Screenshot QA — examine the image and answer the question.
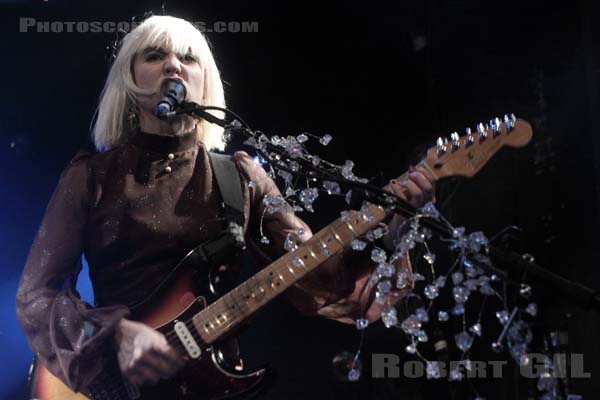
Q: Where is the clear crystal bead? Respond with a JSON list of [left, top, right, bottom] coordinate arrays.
[[401, 315, 421, 335], [260, 236, 270, 244], [507, 320, 533, 365], [413, 273, 426, 282], [405, 343, 417, 354], [491, 341, 504, 353], [423, 252, 436, 264], [449, 368, 463, 381], [453, 226, 466, 238], [396, 270, 409, 289], [368, 272, 381, 288], [468, 231, 488, 252], [322, 181, 341, 195], [371, 247, 387, 263], [269, 135, 281, 145], [248, 180, 256, 188], [286, 139, 303, 158], [519, 284, 532, 298], [375, 290, 387, 305], [537, 371, 555, 392], [452, 304, 465, 315], [496, 310, 510, 325], [519, 353, 531, 367], [342, 160, 357, 181], [376, 263, 395, 278], [417, 330, 429, 342], [453, 286, 470, 303], [377, 280, 392, 294], [332, 351, 361, 382], [319, 134, 332, 145], [351, 239, 367, 251], [372, 227, 384, 239], [297, 133, 309, 143], [426, 361, 441, 379], [525, 303, 538, 317], [381, 307, 398, 328], [421, 202, 440, 219], [424, 284, 439, 300], [355, 318, 369, 330], [347, 368, 361, 381], [311, 155, 321, 166], [469, 323, 482, 336], [451, 272, 464, 285], [437, 311, 449, 322], [298, 188, 319, 212], [435, 276, 446, 288], [463, 359, 473, 371], [455, 331, 474, 352], [291, 256, 302, 267], [284, 233, 298, 252], [415, 307, 429, 322]]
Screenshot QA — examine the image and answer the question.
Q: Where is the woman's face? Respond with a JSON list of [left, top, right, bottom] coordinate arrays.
[[132, 44, 205, 116]]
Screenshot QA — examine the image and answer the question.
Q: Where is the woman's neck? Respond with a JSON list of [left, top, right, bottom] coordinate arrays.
[[138, 109, 196, 137]]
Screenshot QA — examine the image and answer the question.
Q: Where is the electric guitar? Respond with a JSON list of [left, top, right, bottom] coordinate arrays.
[[28, 117, 533, 399]]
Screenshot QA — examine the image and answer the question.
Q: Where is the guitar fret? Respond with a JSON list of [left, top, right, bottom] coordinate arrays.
[[343, 220, 358, 236]]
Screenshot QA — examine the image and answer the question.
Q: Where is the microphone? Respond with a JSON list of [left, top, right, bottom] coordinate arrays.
[[154, 79, 187, 118]]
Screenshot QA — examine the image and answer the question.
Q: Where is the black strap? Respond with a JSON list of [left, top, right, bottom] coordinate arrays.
[[208, 152, 246, 228]]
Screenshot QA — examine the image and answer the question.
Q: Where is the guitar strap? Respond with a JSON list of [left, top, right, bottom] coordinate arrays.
[[208, 151, 246, 229], [207, 152, 247, 257]]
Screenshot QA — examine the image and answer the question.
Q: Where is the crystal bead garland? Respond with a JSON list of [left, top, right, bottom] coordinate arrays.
[[241, 128, 544, 395]]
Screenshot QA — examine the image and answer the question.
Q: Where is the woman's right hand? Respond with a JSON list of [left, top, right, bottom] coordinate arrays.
[[114, 318, 185, 387]]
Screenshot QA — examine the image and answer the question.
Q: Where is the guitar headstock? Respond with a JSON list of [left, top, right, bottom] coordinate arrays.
[[423, 114, 533, 179]]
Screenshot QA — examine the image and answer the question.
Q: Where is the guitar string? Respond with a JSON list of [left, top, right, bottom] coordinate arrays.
[[161, 216, 359, 348], [161, 216, 363, 354]]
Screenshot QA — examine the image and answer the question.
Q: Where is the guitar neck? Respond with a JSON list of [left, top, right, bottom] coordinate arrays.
[[191, 117, 533, 344], [192, 202, 387, 344]]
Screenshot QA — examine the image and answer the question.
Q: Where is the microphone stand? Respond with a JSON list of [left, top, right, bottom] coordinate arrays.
[[168, 101, 600, 313]]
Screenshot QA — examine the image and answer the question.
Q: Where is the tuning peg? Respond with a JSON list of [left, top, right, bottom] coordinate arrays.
[[490, 117, 501, 137], [465, 127, 474, 147], [450, 132, 460, 151], [436, 136, 447, 156], [477, 122, 487, 142], [504, 113, 516, 133]]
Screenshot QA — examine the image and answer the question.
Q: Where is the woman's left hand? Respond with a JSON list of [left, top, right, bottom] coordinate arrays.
[[383, 166, 437, 249]]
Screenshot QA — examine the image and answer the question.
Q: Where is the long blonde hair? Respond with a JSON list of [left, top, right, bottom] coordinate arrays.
[[92, 15, 226, 151]]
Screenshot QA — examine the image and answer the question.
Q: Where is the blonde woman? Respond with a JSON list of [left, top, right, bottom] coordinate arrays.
[[16, 15, 434, 399]]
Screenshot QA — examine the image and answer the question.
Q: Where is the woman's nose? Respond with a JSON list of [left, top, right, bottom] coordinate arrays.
[[163, 54, 182, 75]]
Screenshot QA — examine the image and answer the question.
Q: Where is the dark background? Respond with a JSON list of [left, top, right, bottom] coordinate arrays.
[[1, 0, 599, 399]]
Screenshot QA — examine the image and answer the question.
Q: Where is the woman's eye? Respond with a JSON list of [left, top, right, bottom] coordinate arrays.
[[145, 53, 163, 62], [181, 54, 197, 63]]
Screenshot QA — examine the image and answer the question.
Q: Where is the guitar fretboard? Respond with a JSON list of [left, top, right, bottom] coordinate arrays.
[[192, 202, 387, 344]]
